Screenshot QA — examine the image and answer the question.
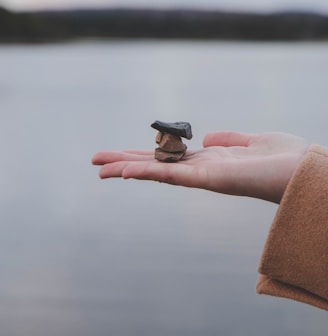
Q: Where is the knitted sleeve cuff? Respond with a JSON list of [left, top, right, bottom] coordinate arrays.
[[256, 145, 328, 311]]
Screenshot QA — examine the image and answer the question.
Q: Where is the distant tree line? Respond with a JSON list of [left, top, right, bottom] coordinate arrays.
[[1, 6, 328, 42]]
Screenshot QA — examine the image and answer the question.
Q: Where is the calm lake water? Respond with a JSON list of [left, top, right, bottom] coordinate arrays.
[[1, 40, 328, 335]]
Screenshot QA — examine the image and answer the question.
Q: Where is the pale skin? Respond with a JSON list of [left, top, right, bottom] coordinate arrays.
[[92, 131, 308, 204]]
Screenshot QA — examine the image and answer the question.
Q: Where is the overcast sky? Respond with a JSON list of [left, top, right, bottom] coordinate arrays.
[[2, 0, 328, 13]]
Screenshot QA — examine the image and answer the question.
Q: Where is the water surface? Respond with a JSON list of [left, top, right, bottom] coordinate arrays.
[[1, 41, 328, 335]]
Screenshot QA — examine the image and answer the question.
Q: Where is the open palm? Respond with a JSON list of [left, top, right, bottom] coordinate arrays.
[[92, 131, 307, 203]]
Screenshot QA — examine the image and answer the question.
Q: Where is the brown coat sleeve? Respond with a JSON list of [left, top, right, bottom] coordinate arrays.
[[256, 144, 328, 311]]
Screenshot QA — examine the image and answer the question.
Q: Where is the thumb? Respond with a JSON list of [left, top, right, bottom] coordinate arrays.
[[203, 131, 255, 148]]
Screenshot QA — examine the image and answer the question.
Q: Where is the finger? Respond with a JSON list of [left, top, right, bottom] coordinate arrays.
[[203, 131, 255, 148], [99, 161, 167, 181], [122, 150, 154, 155], [98, 162, 131, 178], [92, 151, 153, 165], [121, 161, 201, 188]]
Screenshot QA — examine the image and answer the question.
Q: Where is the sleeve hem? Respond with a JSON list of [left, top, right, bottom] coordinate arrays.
[[256, 274, 328, 311]]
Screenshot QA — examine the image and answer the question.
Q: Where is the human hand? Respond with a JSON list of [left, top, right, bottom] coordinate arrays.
[[92, 131, 308, 203]]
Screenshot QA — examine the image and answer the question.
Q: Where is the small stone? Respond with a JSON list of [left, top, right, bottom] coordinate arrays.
[[158, 133, 186, 152], [155, 132, 163, 144], [151, 120, 193, 140], [155, 148, 186, 162]]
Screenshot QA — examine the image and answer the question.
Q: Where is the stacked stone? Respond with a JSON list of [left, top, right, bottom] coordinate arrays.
[[151, 120, 193, 162]]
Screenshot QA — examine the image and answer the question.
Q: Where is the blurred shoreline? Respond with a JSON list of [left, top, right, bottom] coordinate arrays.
[[1, 6, 328, 43]]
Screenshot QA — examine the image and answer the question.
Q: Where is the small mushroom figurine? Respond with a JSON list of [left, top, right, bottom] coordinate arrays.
[[151, 120, 193, 162]]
